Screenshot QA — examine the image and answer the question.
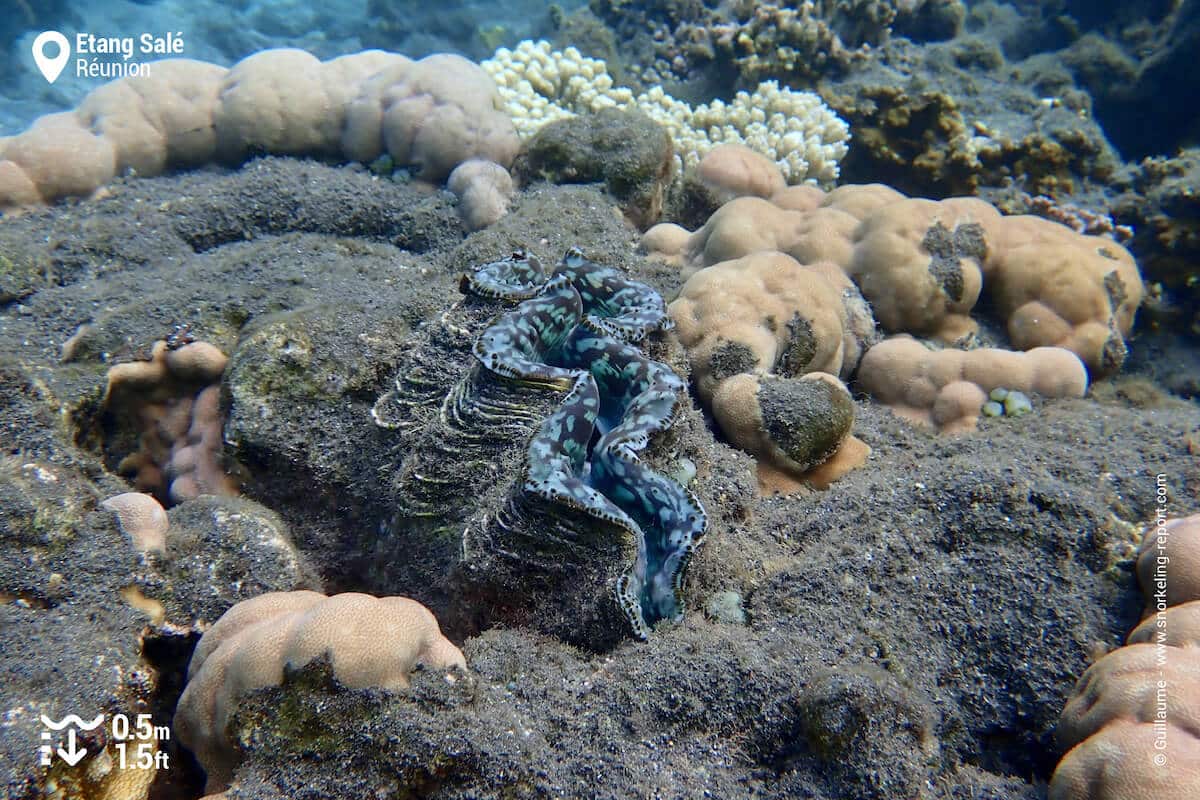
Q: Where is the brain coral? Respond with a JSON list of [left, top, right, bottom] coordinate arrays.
[[1051, 514, 1200, 799], [175, 591, 465, 793], [645, 174, 1143, 376], [0, 48, 518, 211]]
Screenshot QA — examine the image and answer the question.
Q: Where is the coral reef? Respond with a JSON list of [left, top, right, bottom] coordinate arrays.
[[1016, 192, 1132, 240], [997, 0, 1199, 159], [857, 335, 1088, 433], [373, 249, 705, 647], [646, 174, 1143, 482], [100, 339, 240, 506], [645, 180, 1143, 377], [0, 440, 315, 800], [668, 248, 875, 489], [100, 492, 169, 554], [175, 591, 465, 792], [590, 0, 963, 90], [448, 158, 515, 231], [1111, 150, 1200, 335], [1051, 514, 1200, 798], [1, 152, 1197, 800], [821, 65, 1118, 198], [482, 39, 849, 184], [0, 48, 518, 211]]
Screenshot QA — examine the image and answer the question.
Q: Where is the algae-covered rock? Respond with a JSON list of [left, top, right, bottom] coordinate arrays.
[[1113, 149, 1200, 335], [141, 496, 319, 626], [791, 666, 938, 796], [515, 108, 674, 228], [758, 374, 856, 472], [175, 592, 464, 792], [0, 440, 316, 799], [223, 298, 447, 571], [820, 39, 1120, 198]]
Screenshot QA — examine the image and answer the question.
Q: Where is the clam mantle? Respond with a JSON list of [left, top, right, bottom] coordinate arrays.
[[373, 250, 707, 647]]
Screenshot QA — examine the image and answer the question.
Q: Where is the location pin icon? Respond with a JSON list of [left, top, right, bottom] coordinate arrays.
[[32, 31, 70, 84]]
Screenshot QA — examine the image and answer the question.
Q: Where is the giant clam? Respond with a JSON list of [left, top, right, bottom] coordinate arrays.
[[372, 249, 707, 648]]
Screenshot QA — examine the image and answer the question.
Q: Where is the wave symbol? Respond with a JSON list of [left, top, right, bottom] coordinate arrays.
[[40, 714, 105, 730]]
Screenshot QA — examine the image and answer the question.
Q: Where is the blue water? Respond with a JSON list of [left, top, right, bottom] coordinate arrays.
[[2, 1, 1195, 159]]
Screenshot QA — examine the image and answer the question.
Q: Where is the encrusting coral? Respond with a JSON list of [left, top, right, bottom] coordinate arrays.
[[1051, 514, 1200, 799], [0, 48, 519, 212], [101, 339, 240, 505], [175, 590, 466, 793]]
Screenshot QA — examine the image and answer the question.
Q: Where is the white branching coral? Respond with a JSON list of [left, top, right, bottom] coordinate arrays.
[[481, 40, 850, 186]]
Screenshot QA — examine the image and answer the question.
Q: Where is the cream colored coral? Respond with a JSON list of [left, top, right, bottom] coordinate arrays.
[[986, 216, 1143, 375], [215, 49, 345, 160], [1056, 643, 1200, 752], [342, 53, 519, 182], [1128, 601, 1200, 648], [651, 196, 857, 277], [1, 113, 117, 203], [1050, 721, 1200, 800], [645, 184, 900, 275], [1136, 514, 1200, 614], [100, 492, 169, 553], [481, 39, 849, 185], [668, 252, 873, 490], [76, 59, 227, 176], [103, 340, 239, 503], [0, 48, 518, 211], [448, 159, 515, 231], [846, 197, 1001, 342], [1049, 515, 1200, 799], [670, 251, 866, 398], [694, 144, 786, 204], [176, 591, 466, 792], [645, 184, 1143, 372], [856, 335, 1088, 433]]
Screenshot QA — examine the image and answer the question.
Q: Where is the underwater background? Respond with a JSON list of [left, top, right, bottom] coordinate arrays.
[[0, 1, 1198, 799]]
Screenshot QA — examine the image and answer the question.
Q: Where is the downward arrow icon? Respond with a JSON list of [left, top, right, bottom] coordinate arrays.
[[57, 728, 87, 766]]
